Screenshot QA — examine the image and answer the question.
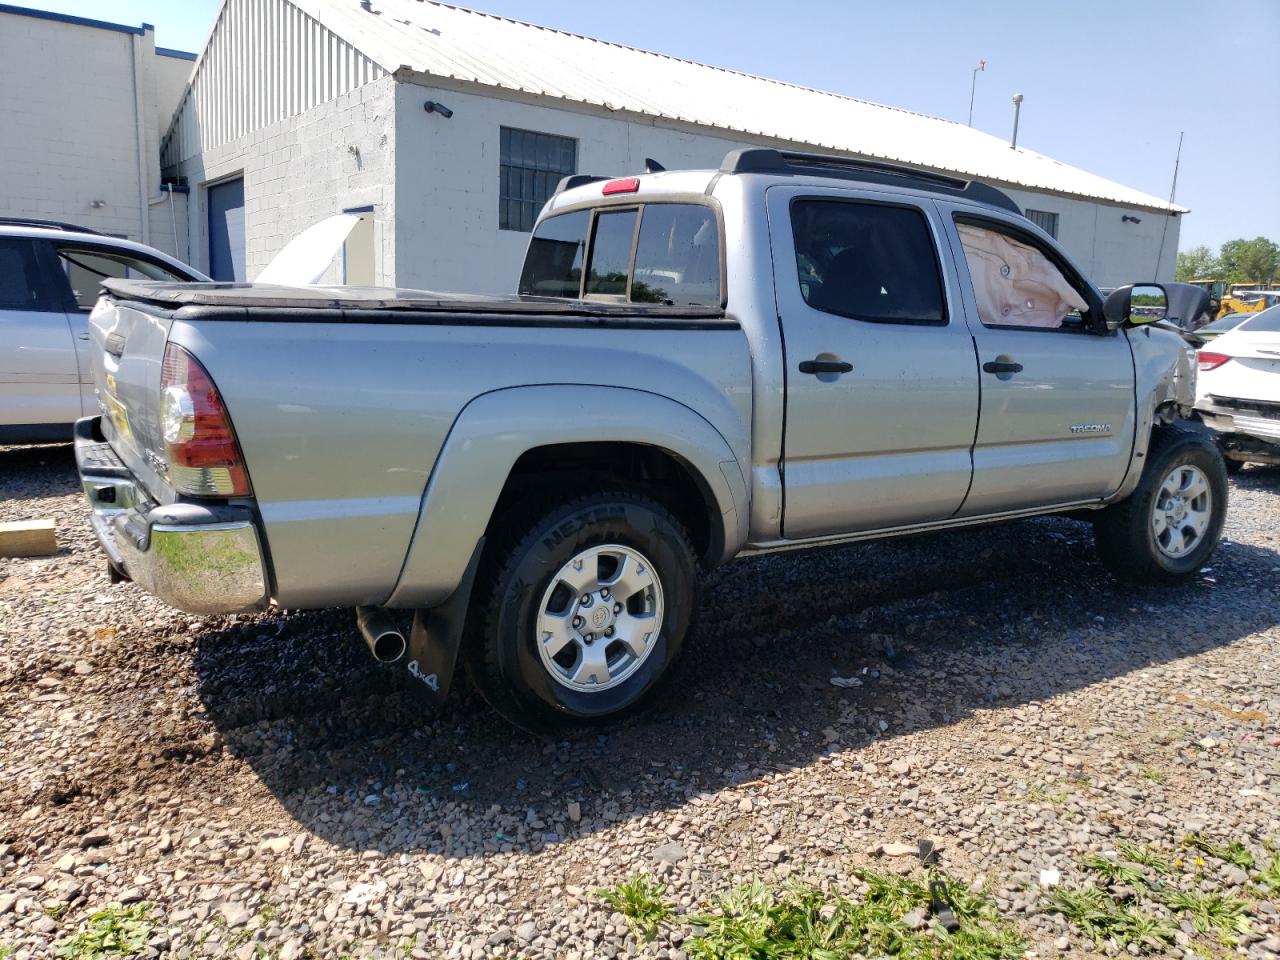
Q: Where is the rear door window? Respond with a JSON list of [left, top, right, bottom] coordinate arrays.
[[56, 246, 189, 311], [584, 209, 638, 298], [631, 205, 720, 306], [790, 199, 946, 324], [0, 238, 59, 312], [518, 210, 588, 298]]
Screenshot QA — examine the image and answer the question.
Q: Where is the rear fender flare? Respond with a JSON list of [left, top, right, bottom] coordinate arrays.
[[386, 384, 749, 608]]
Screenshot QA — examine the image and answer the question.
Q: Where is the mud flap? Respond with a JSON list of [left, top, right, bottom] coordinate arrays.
[[401, 538, 484, 710]]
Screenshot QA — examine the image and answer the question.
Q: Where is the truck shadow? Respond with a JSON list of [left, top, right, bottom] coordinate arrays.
[[0, 443, 78, 501], [190, 473, 1280, 858]]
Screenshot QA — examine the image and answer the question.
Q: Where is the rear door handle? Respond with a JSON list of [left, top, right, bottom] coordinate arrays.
[[798, 358, 853, 375], [982, 359, 1023, 375], [104, 332, 125, 357]]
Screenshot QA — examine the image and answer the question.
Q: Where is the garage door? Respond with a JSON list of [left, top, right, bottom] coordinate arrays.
[[207, 177, 245, 281]]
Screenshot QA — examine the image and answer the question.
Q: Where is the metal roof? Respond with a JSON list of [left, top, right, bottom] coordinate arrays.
[[291, 0, 1186, 214]]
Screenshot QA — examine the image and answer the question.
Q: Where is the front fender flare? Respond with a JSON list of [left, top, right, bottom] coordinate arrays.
[[385, 384, 749, 608]]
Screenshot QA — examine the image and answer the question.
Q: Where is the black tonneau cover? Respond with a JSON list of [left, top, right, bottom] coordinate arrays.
[[103, 280, 731, 329]]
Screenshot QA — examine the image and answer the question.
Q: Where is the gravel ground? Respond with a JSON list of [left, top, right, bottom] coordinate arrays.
[[1, 442, 1278, 960]]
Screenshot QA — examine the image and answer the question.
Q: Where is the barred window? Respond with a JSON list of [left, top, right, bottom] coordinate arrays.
[[499, 127, 577, 232], [1025, 208, 1059, 239]]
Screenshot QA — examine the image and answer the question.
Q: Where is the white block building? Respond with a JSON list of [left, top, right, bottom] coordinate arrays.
[[159, 0, 1184, 291], [0, 4, 196, 257]]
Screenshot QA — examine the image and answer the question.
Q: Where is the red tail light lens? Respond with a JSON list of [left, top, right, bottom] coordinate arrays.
[[159, 343, 250, 496], [1197, 351, 1231, 372]]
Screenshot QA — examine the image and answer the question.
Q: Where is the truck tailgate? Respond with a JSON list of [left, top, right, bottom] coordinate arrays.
[[88, 295, 178, 503]]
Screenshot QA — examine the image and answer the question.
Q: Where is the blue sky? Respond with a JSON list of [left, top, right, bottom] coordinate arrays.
[[19, 0, 1279, 252]]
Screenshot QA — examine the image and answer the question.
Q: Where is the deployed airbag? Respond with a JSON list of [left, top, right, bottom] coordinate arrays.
[[958, 224, 1086, 328]]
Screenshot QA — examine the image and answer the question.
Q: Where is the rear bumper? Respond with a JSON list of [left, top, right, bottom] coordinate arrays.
[[75, 417, 269, 615]]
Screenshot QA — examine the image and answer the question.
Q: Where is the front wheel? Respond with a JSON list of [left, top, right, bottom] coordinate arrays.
[[1093, 425, 1228, 583], [465, 488, 698, 729]]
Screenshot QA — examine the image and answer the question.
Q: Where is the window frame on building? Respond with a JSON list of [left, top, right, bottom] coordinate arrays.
[[498, 127, 578, 233], [1024, 208, 1060, 239]]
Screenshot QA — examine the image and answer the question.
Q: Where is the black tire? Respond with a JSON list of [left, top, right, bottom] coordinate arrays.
[[1093, 424, 1228, 583], [465, 488, 698, 730]]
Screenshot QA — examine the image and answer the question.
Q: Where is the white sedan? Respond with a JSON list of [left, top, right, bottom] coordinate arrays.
[[1195, 304, 1280, 472]]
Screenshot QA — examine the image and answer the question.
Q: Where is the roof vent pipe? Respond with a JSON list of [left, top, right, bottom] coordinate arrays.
[[1010, 94, 1023, 150]]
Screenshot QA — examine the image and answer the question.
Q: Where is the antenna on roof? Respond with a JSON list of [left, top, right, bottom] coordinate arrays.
[[644, 158, 666, 173]]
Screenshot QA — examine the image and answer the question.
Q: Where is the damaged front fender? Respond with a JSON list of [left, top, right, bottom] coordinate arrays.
[[1109, 323, 1199, 502]]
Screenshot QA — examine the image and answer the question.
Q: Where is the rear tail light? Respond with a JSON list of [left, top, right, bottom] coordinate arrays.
[[1197, 351, 1231, 372], [159, 343, 251, 497]]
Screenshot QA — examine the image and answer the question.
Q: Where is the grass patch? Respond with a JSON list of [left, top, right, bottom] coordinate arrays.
[[1139, 767, 1167, 784], [594, 872, 672, 943], [1115, 841, 1175, 876], [1160, 890, 1250, 946], [55, 903, 153, 959], [1080, 854, 1147, 887], [684, 871, 1024, 960], [1044, 887, 1175, 954], [1183, 835, 1253, 870], [1254, 848, 1280, 895]]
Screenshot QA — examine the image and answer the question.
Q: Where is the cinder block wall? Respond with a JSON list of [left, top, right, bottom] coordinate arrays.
[[176, 75, 397, 283], [0, 10, 192, 260]]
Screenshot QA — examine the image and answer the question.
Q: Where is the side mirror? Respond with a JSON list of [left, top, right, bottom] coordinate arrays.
[[1103, 283, 1168, 329]]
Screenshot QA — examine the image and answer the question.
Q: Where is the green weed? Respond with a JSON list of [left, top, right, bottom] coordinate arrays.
[[1044, 887, 1175, 954], [55, 903, 153, 959], [1160, 890, 1250, 946], [1080, 854, 1147, 887], [1115, 841, 1174, 875], [684, 871, 1024, 960], [594, 872, 672, 943], [1183, 835, 1254, 870]]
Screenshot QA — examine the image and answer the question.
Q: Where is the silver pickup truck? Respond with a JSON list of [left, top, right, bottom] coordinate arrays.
[[76, 149, 1224, 728]]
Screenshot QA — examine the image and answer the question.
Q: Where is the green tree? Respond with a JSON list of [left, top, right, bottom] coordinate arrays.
[[1218, 237, 1280, 284], [1176, 245, 1220, 281]]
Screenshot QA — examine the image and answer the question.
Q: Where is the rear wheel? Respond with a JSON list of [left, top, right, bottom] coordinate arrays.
[[1093, 425, 1227, 583], [465, 488, 697, 729]]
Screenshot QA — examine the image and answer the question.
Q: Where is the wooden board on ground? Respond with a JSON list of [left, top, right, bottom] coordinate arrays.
[[0, 519, 58, 558]]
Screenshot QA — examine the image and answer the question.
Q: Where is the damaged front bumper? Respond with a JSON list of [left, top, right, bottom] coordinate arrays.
[[75, 417, 269, 614]]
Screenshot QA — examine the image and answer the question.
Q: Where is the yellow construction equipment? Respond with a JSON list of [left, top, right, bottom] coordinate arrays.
[[1188, 279, 1280, 320]]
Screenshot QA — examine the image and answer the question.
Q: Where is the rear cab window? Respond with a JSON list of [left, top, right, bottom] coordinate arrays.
[[519, 202, 721, 307]]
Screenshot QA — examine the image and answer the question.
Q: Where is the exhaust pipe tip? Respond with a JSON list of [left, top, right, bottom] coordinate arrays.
[[356, 606, 407, 663]]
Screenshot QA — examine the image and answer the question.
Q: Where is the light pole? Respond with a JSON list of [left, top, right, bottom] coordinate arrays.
[[967, 59, 985, 127], [1010, 93, 1023, 149]]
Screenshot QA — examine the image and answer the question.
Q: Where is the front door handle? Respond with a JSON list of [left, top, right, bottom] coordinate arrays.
[[982, 359, 1023, 375], [798, 358, 853, 375]]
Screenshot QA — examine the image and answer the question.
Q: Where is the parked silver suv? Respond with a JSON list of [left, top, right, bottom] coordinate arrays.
[[0, 219, 204, 442]]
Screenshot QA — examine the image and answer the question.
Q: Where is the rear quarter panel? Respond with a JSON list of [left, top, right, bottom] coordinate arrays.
[[167, 317, 752, 608]]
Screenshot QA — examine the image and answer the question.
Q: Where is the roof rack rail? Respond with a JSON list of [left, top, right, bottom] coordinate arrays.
[[0, 217, 106, 235], [720, 148, 1022, 215]]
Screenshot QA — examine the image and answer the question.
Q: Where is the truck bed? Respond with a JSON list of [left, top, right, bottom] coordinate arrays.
[[90, 279, 753, 610], [103, 280, 733, 327]]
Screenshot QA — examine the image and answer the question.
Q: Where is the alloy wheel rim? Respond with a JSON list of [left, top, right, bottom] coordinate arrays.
[[535, 544, 664, 693], [1151, 464, 1212, 559]]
